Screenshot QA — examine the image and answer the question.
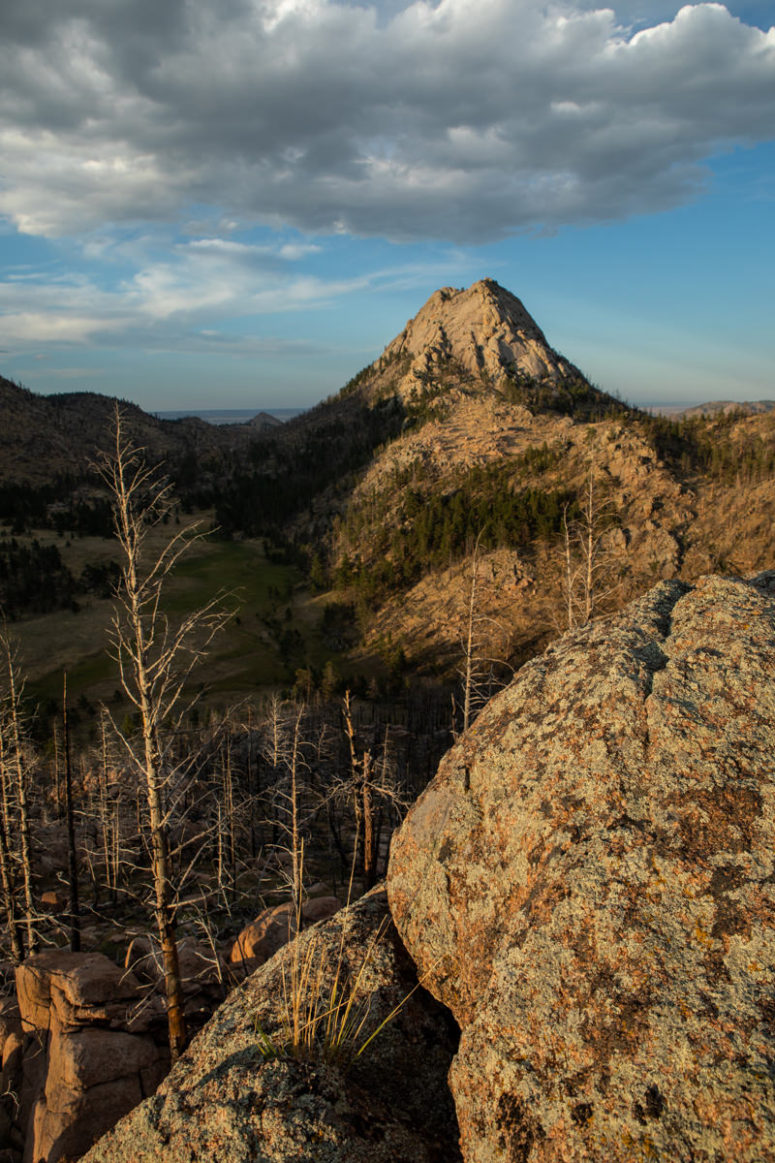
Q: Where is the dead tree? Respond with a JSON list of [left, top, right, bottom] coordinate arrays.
[[100, 406, 230, 1063], [62, 673, 81, 952], [561, 505, 579, 631], [0, 718, 22, 963], [560, 466, 621, 630], [340, 693, 406, 888], [0, 630, 36, 958], [454, 534, 512, 737], [287, 707, 306, 921], [259, 700, 310, 920], [96, 709, 119, 903], [461, 533, 482, 734]]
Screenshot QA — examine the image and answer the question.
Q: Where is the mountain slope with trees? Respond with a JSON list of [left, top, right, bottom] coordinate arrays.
[[4, 278, 775, 690], [248, 279, 771, 686]]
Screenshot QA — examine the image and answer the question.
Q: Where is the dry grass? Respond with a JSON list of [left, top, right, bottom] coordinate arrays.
[[254, 849, 418, 1068], [255, 911, 418, 1068]]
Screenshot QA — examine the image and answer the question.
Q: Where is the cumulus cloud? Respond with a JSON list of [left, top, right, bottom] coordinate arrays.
[[0, 0, 771, 242]]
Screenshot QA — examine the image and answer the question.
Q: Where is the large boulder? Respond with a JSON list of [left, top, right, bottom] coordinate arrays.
[[26, 1023, 165, 1163], [83, 887, 460, 1163], [388, 573, 775, 1162], [229, 896, 341, 970], [17, 950, 147, 1034]]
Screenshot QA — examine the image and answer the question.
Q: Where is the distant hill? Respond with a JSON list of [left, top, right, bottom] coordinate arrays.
[[677, 400, 775, 419], [246, 411, 285, 430], [0, 376, 267, 486], [0, 375, 276, 537], [156, 408, 291, 427], [648, 399, 775, 418]]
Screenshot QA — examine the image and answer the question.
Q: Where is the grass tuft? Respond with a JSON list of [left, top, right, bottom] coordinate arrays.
[[255, 909, 420, 1068], [254, 848, 419, 1068]]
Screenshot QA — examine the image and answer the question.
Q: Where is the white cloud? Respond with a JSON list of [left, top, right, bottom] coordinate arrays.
[[0, 311, 125, 345], [0, 239, 463, 351], [0, 1, 771, 242]]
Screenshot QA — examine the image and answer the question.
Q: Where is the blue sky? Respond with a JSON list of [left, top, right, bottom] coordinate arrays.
[[0, 0, 773, 411]]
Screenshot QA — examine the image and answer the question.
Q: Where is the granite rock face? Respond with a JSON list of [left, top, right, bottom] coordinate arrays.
[[381, 279, 581, 392], [83, 888, 460, 1163], [13, 951, 170, 1163], [388, 573, 775, 1162]]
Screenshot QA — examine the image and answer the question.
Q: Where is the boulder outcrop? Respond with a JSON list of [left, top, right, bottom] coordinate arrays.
[[82, 887, 460, 1163], [13, 951, 170, 1163], [6, 935, 231, 1163], [388, 572, 775, 1162]]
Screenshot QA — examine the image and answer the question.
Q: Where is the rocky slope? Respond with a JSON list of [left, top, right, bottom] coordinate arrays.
[[388, 570, 775, 1161], [81, 888, 460, 1163], [346, 408, 695, 670], [308, 284, 775, 675]]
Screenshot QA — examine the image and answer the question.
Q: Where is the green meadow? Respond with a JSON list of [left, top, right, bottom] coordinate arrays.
[[7, 524, 346, 722]]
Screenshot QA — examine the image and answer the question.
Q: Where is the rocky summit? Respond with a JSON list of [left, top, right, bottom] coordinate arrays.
[[375, 279, 582, 398], [388, 571, 775, 1162]]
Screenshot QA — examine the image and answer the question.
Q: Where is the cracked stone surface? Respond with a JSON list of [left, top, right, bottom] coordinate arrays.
[[388, 572, 775, 1162]]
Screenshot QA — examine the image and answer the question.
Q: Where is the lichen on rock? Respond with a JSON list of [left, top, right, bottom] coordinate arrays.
[[388, 572, 775, 1162]]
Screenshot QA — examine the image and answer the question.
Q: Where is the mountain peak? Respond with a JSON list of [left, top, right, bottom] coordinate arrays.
[[378, 278, 579, 394]]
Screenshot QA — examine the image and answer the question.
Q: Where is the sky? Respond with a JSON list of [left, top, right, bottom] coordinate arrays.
[[0, 0, 773, 411]]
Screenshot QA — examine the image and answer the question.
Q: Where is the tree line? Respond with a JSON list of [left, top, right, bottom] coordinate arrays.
[[501, 370, 631, 422], [0, 538, 121, 619], [0, 478, 115, 537], [638, 410, 775, 485], [333, 457, 580, 602]]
